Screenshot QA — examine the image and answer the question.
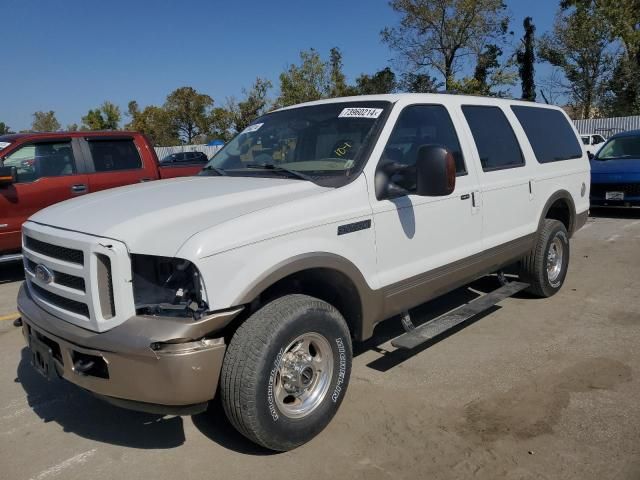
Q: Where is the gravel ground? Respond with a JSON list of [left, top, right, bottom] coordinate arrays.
[[0, 208, 639, 480]]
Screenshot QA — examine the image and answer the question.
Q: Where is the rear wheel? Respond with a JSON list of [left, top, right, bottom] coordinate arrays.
[[520, 219, 570, 297], [220, 294, 352, 451]]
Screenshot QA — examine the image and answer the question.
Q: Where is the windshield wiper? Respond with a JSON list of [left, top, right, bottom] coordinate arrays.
[[246, 163, 313, 181], [201, 165, 227, 176]]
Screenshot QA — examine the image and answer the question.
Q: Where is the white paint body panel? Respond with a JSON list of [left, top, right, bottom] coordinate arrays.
[[24, 94, 590, 332]]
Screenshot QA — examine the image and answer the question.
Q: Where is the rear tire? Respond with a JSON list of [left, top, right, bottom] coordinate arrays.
[[220, 294, 352, 451], [520, 219, 570, 297]]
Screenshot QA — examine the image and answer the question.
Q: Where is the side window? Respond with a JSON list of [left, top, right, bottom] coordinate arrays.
[[3, 141, 76, 183], [511, 106, 582, 163], [381, 105, 466, 188], [88, 139, 142, 172], [593, 135, 605, 145], [462, 106, 524, 171]]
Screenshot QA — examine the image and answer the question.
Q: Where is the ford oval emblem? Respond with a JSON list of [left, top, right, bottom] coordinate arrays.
[[35, 264, 54, 284]]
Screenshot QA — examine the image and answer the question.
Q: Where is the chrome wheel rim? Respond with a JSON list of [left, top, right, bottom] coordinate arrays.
[[274, 332, 333, 419], [547, 236, 564, 284]]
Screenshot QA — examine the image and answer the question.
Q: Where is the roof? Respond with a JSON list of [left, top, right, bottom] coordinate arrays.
[[0, 131, 140, 143], [610, 129, 640, 139], [275, 93, 565, 112]]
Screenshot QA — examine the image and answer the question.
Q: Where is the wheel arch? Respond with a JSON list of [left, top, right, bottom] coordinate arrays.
[[231, 253, 381, 341], [539, 190, 577, 237]]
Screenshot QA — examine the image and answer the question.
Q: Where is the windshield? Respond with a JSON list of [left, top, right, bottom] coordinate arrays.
[[596, 135, 640, 160], [202, 101, 390, 185]]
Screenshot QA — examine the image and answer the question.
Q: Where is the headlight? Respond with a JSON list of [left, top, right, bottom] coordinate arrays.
[[131, 254, 208, 318]]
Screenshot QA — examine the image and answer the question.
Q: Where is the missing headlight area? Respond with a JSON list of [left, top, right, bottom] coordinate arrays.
[[131, 254, 208, 319]]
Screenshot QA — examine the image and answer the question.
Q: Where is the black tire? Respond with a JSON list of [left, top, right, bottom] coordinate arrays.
[[220, 294, 352, 451], [520, 219, 570, 297]]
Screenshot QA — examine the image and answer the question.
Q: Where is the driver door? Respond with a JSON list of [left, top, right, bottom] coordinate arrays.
[[0, 139, 88, 252], [370, 104, 483, 311]]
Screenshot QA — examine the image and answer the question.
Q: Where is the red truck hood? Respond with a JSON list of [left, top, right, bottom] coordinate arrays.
[[29, 175, 328, 256]]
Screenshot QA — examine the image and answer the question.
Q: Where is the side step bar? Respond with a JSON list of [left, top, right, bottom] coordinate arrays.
[[391, 281, 529, 350]]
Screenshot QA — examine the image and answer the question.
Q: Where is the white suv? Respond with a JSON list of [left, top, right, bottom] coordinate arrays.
[[17, 94, 589, 451]]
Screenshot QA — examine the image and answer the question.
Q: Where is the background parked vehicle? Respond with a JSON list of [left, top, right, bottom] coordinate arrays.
[[160, 151, 209, 165], [590, 129, 640, 207], [581, 133, 607, 156], [0, 131, 204, 262]]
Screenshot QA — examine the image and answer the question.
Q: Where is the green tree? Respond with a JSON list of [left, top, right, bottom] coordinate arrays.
[[539, 3, 614, 118], [354, 67, 397, 95], [517, 17, 537, 101], [209, 106, 235, 142], [382, 0, 509, 90], [562, 0, 640, 115], [0, 122, 11, 134], [232, 77, 273, 132], [81, 101, 121, 130], [329, 47, 349, 97], [66, 123, 79, 132], [399, 72, 441, 93], [164, 87, 213, 144], [276, 49, 330, 107], [31, 111, 61, 132], [126, 101, 179, 146]]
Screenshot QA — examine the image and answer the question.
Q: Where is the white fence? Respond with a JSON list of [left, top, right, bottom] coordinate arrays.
[[154, 144, 222, 160], [574, 115, 640, 136]]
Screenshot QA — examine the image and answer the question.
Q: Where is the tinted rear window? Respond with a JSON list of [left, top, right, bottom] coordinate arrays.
[[511, 106, 582, 163], [462, 106, 524, 171], [88, 139, 142, 172]]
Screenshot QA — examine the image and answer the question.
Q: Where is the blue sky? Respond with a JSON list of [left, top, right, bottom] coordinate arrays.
[[1, 0, 559, 131]]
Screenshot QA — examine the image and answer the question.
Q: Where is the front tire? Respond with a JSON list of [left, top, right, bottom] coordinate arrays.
[[220, 294, 352, 451], [520, 219, 570, 297]]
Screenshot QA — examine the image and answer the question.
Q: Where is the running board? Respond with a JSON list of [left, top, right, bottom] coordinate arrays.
[[391, 281, 529, 350]]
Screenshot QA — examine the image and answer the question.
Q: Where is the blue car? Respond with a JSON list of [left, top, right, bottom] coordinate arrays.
[[590, 129, 640, 207]]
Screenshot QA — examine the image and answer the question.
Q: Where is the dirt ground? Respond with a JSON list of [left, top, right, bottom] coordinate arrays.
[[0, 208, 639, 480]]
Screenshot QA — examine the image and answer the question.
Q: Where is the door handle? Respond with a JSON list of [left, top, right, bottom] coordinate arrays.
[[139, 178, 153, 183], [71, 184, 87, 194], [460, 194, 471, 200]]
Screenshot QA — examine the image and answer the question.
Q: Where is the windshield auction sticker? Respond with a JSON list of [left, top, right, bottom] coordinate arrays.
[[241, 123, 264, 134], [338, 107, 383, 119]]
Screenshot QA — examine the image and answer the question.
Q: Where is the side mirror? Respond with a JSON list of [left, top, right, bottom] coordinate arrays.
[[0, 166, 16, 186], [587, 151, 594, 160], [416, 145, 456, 196]]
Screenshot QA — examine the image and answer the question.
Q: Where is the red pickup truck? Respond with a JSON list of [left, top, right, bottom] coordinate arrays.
[[0, 131, 206, 262]]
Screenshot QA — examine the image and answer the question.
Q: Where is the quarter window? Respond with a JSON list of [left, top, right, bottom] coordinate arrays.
[[2, 141, 76, 183], [88, 139, 142, 172], [462, 106, 524, 171], [511, 106, 582, 163]]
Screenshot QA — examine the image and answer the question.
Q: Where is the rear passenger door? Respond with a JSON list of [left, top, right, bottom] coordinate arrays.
[[460, 105, 535, 249], [81, 137, 150, 193]]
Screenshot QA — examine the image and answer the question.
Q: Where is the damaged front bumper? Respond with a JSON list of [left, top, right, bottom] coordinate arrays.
[[17, 283, 242, 415]]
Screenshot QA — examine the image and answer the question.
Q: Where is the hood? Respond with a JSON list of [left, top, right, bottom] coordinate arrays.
[[30, 176, 328, 256], [591, 158, 640, 183]]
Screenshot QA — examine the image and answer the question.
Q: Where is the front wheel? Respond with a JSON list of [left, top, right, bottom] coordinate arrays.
[[220, 294, 352, 451], [519, 219, 570, 297]]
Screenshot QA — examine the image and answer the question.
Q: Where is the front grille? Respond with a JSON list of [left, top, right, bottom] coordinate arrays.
[[591, 183, 640, 197], [25, 258, 86, 292], [30, 283, 90, 318], [25, 236, 84, 265]]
